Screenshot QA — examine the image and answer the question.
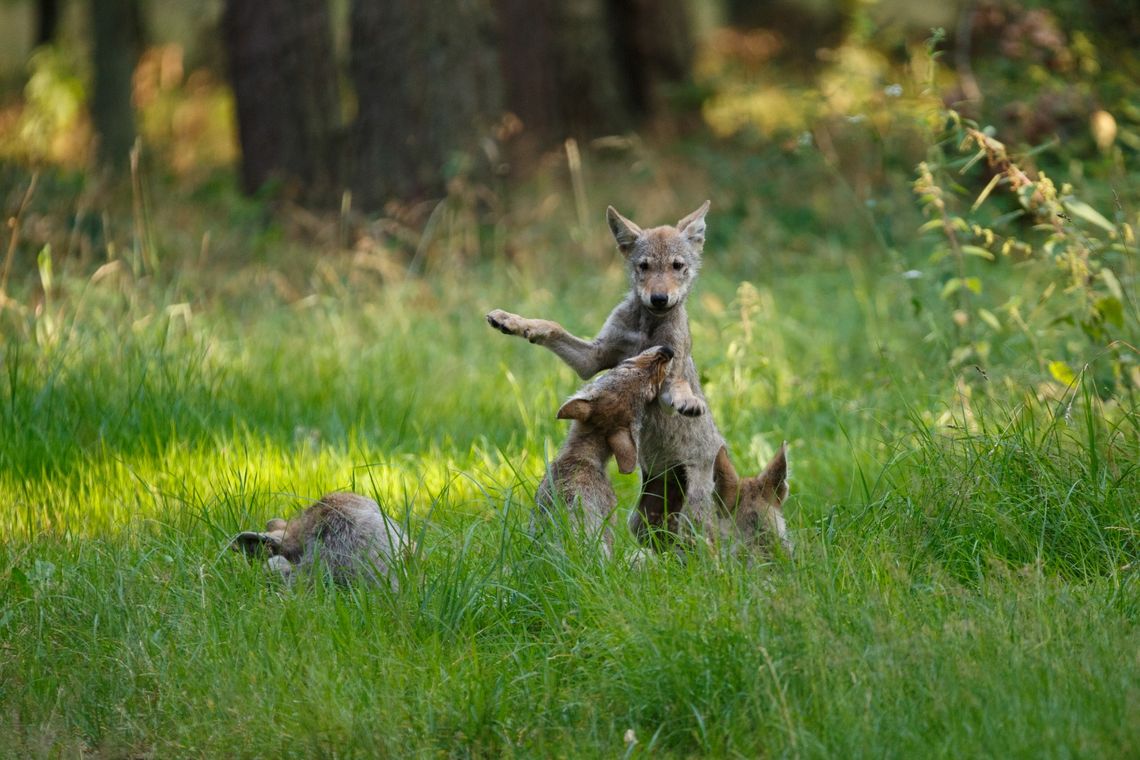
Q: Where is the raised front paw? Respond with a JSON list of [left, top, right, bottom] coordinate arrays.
[[672, 394, 706, 417], [486, 309, 525, 336], [485, 309, 549, 344]]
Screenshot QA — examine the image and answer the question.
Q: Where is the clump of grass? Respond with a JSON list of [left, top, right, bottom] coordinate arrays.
[[859, 374, 1140, 585]]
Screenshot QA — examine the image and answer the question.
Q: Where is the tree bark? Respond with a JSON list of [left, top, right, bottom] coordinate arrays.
[[90, 0, 141, 171], [497, 0, 629, 154], [608, 0, 694, 121], [349, 0, 501, 208], [37, 0, 60, 46], [222, 0, 342, 205], [496, 0, 693, 165]]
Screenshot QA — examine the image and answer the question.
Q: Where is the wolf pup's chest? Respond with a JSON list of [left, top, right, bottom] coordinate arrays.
[[635, 312, 689, 353]]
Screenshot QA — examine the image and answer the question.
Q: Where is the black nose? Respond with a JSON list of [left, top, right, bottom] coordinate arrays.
[[650, 293, 668, 308], [658, 345, 675, 360]]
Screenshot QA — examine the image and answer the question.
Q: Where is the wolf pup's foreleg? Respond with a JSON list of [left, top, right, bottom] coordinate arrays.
[[486, 308, 634, 380], [660, 375, 706, 417]]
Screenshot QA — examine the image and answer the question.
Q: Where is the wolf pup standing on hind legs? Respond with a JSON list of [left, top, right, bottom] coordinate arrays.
[[535, 345, 674, 555], [487, 202, 727, 545]]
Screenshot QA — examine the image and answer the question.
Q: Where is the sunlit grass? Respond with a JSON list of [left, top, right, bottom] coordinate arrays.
[[1, 156, 1138, 757]]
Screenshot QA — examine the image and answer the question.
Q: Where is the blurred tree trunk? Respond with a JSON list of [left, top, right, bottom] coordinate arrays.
[[496, 0, 693, 166], [348, 0, 501, 209], [37, 0, 60, 46], [222, 0, 342, 205], [725, 0, 846, 64], [607, 0, 694, 122], [497, 0, 628, 151], [90, 0, 142, 171], [215, 0, 696, 209]]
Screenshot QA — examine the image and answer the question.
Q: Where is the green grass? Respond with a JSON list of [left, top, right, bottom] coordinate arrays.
[[1, 154, 1138, 758]]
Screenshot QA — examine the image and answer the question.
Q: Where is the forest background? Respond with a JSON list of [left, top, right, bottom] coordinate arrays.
[[0, 0, 1138, 756]]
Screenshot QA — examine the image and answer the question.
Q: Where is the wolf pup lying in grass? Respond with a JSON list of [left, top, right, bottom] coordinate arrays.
[[231, 492, 410, 588], [488, 202, 729, 546], [536, 345, 674, 555]]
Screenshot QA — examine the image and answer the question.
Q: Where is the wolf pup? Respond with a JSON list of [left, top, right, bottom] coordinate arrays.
[[231, 491, 410, 588], [535, 345, 674, 554], [487, 202, 726, 544], [713, 443, 792, 556]]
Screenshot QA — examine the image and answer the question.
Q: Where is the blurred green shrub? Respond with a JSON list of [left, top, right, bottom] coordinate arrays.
[[913, 112, 1138, 393], [3, 47, 87, 164]]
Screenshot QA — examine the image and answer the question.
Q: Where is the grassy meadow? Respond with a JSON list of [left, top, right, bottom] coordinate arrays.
[[1, 138, 1138, 759]]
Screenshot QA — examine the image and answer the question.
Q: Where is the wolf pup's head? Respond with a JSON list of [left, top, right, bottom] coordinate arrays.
[[231, 517, 296, 578], [714, 443, 792, 556], [557, 345, 675, 474], [607, 201, 710, 315]]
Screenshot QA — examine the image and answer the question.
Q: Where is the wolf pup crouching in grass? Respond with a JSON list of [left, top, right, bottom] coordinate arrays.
[[713, 443, 793, 556], [488, 202, 727, 546], [535, 345, 674, 555], [231, 492, 410, 589]]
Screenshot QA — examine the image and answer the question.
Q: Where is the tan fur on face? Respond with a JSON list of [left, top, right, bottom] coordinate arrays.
[[714, 443, 792, 555], [538, 345, 675, 552], [609, 201, 708, 314], [560, 343, 674, 431]]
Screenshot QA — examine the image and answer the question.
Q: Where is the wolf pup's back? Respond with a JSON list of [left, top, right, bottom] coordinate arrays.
[[232, 491, 409, 588]]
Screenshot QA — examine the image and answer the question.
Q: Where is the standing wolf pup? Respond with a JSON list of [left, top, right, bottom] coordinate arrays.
[[536, 345, 674, 554], [231, 492, 410, 588], [487, 202, 727, 545]]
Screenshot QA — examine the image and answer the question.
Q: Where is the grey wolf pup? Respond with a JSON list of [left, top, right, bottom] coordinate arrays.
[[487, 202, 726, 544], [713, 443, 792, 556], [535, 345, 674, 554], [231, 491, 410, 588]]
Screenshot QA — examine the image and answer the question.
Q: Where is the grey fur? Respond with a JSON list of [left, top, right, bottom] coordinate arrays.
[[534, 345, 674, 555], [487, 202, 727, 546], [230, 492, 409, 588]]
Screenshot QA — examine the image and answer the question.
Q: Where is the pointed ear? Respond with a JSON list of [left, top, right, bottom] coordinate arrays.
[[607, 428, 639, 474], [231, 531, 281, 557], [713, 445, 740, 509], [606, 206, 643, 254], [759, 442, 789, 504], [557, 397, 592, 421], [676, 200, 710, 249]]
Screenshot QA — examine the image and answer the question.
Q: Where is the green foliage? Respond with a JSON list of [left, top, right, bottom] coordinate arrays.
[[0, 146, 1138, 755], [2, 15, 1140, 749], [2, 47, 86, 164], [913, 114, 1140, 391]]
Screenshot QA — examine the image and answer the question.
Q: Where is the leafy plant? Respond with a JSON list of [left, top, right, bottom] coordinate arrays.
[[913, 112, 1139, 393]]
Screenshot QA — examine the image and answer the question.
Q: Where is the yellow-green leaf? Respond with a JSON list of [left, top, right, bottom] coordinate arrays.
[[961, 245, 995, 260], [1062, 198, 1115, 233], [1048, 360, 1077, 386], [971, 172, 1002, 211], [978, 308, 1001, 330], [37, 244, 52, 292], [1101, 268, 1124, 300], [1095, 296, 1124, 328]]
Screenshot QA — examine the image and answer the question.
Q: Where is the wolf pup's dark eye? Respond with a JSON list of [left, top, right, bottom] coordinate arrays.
[[638, 261, 649, 271], [672, 261, 684, 271]]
